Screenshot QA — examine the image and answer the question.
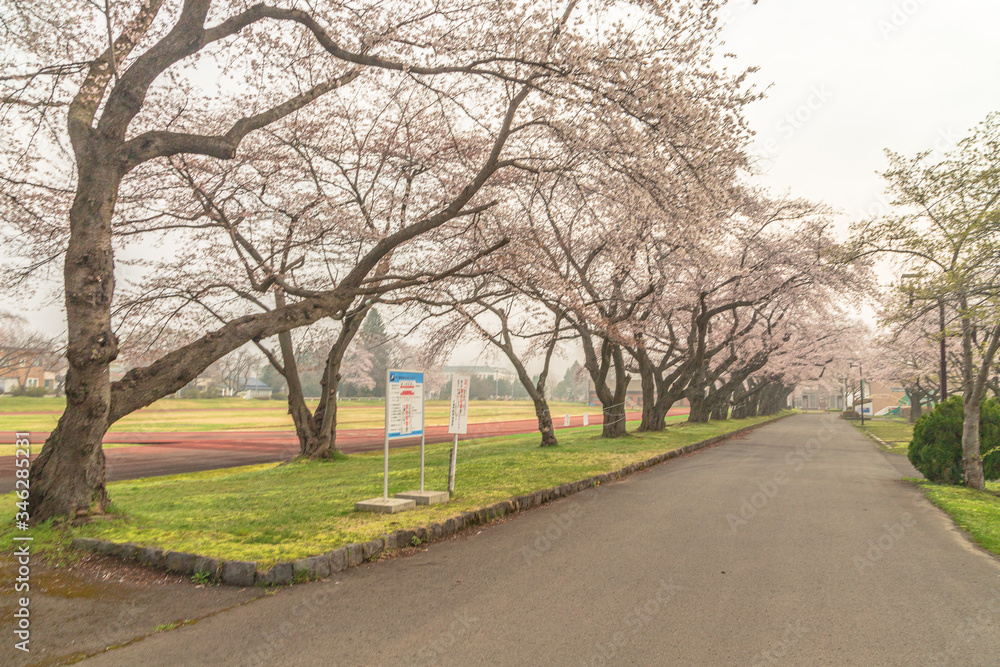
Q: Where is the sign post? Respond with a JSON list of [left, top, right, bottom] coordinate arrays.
[[355, 369, 424, 513], [394, 369, 449, 506], [447, 374, 470, 494]]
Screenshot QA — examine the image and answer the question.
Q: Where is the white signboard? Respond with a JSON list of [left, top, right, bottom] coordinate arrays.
[[448, 374, 470, 435], [387, 370, 424, 439]]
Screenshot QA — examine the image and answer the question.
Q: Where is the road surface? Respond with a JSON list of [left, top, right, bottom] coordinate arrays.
[[82, 413, 1000, 665], [0, 411, 649, 493]]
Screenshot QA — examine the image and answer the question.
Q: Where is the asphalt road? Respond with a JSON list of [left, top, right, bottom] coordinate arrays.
[[0, 411, 646, 493], [83, 413, 1000, 665]]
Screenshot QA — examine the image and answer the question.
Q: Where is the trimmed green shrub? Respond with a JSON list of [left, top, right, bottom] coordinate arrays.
[[10, 386, 48, 397], [908, 396, 1000, 484], [841, 409, 860, 420]]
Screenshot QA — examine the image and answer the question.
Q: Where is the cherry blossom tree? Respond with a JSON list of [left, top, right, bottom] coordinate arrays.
[[3, 0, 755, 520], [851, 112, 1000, 489], [420, 272, 572, 447]]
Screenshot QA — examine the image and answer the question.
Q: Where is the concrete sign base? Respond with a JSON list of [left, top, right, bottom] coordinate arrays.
[[355, 497, 416, 514], [394, 490, 450, 505]]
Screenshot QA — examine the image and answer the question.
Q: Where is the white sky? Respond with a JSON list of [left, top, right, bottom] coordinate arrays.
[[15, 0, 1000, 367], [720, 0, 1000, 226]]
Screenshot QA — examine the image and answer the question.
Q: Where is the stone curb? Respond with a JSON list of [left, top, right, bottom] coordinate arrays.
[[851, 423, 896, 451], [70, 414, 790, 586]]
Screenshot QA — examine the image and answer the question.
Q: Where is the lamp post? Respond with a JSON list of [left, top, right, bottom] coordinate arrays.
[[902, 273, 947, 404], [849, 361, 864, 425]]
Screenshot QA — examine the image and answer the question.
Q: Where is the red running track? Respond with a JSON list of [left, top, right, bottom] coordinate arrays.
[[0, 409, 689, 493]]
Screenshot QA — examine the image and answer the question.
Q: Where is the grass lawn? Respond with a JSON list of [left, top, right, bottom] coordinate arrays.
[[0, 397, 602, 433], [3, 412, 790, 568], [916, 480, 1000, 557], [850, 417, 1000, 558], [852, 418, 914, 455]]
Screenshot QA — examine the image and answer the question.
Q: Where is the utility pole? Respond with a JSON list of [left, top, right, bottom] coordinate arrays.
[[859, 364, 865, 426], [938, 298, 947, 402], [849, 360, 864, 425], [902, 274, 947, 405]]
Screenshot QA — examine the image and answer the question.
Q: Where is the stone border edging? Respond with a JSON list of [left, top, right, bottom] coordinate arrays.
[[852, 422, 895, 451], [70, 413, 791, 586]]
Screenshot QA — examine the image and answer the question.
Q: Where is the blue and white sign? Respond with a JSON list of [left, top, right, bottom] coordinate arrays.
[[387, 370, 424, 439]]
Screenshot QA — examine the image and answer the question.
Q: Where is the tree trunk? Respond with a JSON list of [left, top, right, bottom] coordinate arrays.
[[506, 347, 558, 447], [906, 389, 923, 423], [534, 398, 558, 447], [28, 157, 120, 523], [957, 309, 997, 490], [489, 312, 561, 448], [272, 301, 366, 461], [710, 396, 730, 421], [640, 401, 672, 431], [637, 358, 659, 432], [687, 396, 711, 423], [638, 372, 684, 432], [961, 399, 986, 491], [603, 401, 628, 437], [300, 345, 342, 461], [602, 347, 630, 438], [578, 327, 630, 439]]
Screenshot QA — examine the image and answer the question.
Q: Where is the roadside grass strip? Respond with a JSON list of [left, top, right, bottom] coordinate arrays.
[[850, 418, 1000, 557], [916, 480, 1000, 557], [853, 419, 913, 455], [2, 413, 785, 569]]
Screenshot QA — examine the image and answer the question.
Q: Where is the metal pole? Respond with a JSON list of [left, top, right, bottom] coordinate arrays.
[[860, 364, 865, 426], [420, 377, 426, 492], [448, 433, 458, 495], [939, 299, 948, 401], [383, 369, 390, 500]]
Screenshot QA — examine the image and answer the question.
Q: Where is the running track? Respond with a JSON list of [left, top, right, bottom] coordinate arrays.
[[0, 410, 680, 493]]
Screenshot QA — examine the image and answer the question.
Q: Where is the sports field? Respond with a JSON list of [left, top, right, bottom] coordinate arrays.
[[0, 396, 598, 433]]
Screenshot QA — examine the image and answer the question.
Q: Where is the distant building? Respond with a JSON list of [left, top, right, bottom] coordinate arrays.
[[587, 376, 689, 408], [793, 380, 907, 416], [0, 346, 61, 394], [238, 378, 273, 399], [858, 381, 907, 417], [791, 384, 843, 411]]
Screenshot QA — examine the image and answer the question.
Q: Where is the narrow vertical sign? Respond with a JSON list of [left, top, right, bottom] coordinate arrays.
[[387, 370, 424, 439], [448, 375, 470, 435], [448, 374, 470, 495]]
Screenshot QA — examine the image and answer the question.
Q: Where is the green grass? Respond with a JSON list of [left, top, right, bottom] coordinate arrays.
[[853, 418, 914, 455], [2, 412, 789, 568], [856, 415, 1000, 557], [916, 480, 1000, 556], [0, 397, 601, 433]]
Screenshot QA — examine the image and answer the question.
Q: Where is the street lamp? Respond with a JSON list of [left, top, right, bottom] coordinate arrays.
[[902, 273, 948, 404], [849, 361, 865, 425]]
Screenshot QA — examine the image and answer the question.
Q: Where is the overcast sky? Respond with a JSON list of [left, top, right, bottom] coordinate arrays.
[[720, 0, 1000, 227], [17, 0, 1000, 360], [510, 0, 1000, 374]]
